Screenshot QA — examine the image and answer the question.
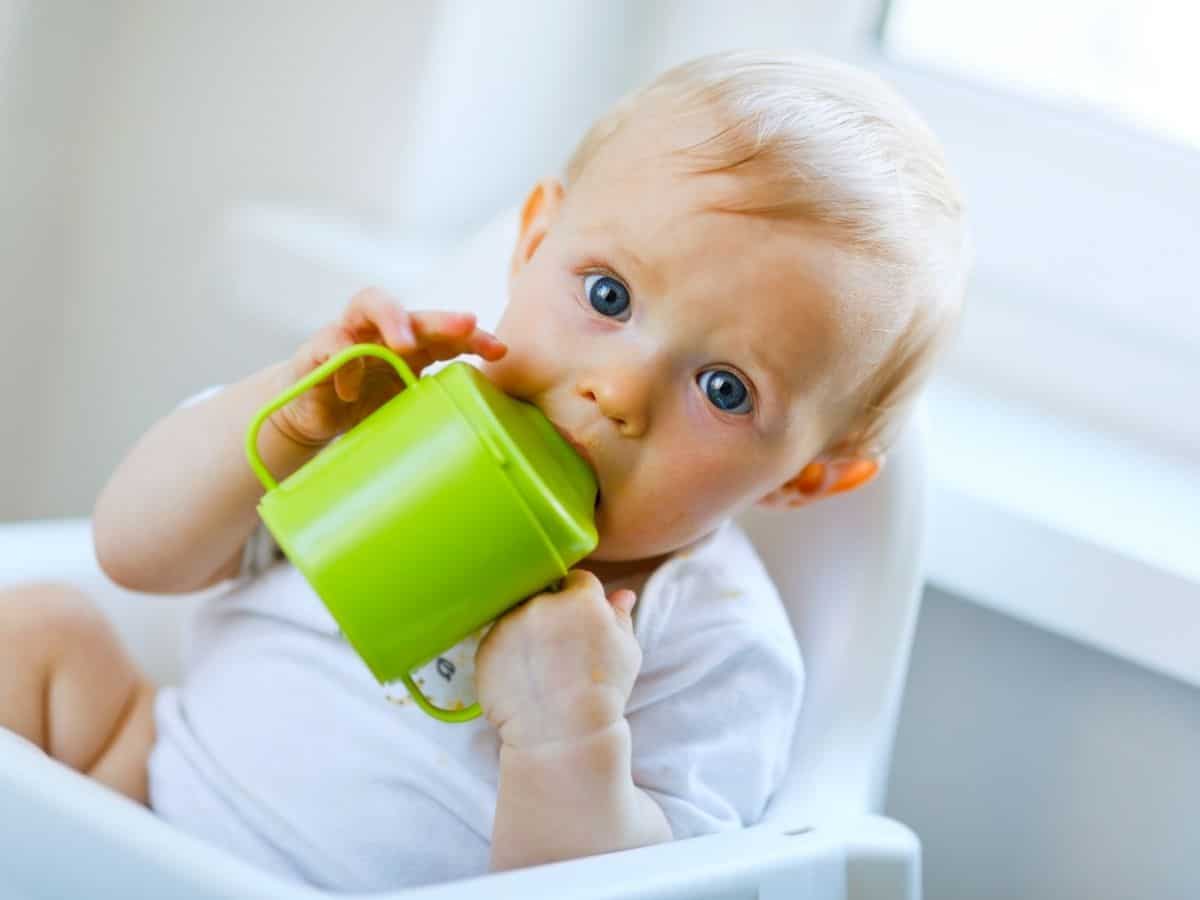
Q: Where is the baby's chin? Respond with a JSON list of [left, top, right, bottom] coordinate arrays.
[[589, 501, 710, 563]]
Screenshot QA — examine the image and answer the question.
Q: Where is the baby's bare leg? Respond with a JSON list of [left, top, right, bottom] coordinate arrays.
[[0, 582, 156, 804]]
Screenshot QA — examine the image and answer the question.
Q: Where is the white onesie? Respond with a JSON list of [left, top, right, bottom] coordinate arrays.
[[148, 386, 805, 892]]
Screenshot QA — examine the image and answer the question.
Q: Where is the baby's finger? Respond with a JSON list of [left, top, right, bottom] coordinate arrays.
[[333, 355, 365, 403], [467, 326, 508, 361], [404, 324, 506, 370], [345, 362, 406, 427], [385, 311, 484, 373], [343, 288, 414, 349], [608, 589, 638, 633], [408, 310, 478, 348], [303, 322, 355, 378], [405, 332, 507, 371]]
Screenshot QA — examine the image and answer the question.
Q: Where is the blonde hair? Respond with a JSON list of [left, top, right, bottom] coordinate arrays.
[[566, 51, 972, 458]]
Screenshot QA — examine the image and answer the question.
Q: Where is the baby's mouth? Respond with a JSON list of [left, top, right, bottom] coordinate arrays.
[[547, 419, 602, 510], [549, 422, 595, 469]]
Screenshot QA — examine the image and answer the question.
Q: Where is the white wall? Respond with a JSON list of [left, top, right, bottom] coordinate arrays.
[[889, 587, 1200, 900], [16, 1, 444, 520], [0, 0, 112, 518]]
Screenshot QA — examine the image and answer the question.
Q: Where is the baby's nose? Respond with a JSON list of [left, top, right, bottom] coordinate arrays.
[[576, 374, 649, 437]]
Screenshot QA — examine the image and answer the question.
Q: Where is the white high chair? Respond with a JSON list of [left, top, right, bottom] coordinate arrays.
[[0, 209, 928, 899]]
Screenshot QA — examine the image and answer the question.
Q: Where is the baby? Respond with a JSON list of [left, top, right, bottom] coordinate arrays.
[[0, 51, 969, 890]]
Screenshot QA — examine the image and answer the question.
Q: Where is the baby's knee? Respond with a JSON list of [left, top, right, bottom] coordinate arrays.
[[0, 581, 111, 656], [0, 581, 154, 800]]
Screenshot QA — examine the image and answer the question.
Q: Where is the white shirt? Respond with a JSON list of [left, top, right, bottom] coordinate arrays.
[[149, 387, 805, 891]]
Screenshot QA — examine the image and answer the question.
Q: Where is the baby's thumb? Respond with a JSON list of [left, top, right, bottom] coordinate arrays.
[[609, 589, 637, 631]]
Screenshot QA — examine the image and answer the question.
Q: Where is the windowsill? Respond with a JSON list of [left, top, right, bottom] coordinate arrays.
[[924, 375, 1200, 690]]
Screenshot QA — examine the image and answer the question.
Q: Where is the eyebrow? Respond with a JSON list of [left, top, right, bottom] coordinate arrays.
[[580, 224, 661, 296], [747, 348, 790, 423], [611, 240, 652, 281]]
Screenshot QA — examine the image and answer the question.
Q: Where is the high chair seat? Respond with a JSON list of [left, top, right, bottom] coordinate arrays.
[[0, 206, 927, 899]]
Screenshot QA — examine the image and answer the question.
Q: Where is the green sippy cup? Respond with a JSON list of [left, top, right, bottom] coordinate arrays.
[[244, 343, 598, 723]]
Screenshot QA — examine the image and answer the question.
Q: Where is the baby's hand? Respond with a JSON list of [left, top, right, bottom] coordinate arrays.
[[270, 288, 507, 448], [476, 570, 641, 749]]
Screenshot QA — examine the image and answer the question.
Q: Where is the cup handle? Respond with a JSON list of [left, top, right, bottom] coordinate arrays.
[[398, 673, 483, 723], [244, 343, 420, 493]]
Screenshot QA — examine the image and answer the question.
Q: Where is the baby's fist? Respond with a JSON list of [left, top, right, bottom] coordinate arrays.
[[475, 569, 641, 750], [271, 288, 506, 448]]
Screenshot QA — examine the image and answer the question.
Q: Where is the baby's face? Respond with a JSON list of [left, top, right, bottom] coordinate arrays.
[[481, 117, 881, 563]]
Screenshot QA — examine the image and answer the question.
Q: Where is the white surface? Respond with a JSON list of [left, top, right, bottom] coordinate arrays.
[[924, 375, 1200, 689]]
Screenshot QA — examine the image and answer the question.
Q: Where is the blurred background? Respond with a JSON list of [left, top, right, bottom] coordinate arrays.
[[3, 2, 1198, 898]]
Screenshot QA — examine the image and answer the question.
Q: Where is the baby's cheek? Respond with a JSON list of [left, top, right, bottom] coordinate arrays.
[[658, 460, 747, 534], [480, 346, 543, 400], [600, 473, 710, 552], [487, 310, 567, 387]]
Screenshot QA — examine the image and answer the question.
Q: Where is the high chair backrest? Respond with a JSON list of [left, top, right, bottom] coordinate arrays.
[[409, 208, 930, 827], [739, 408, 927, 826]]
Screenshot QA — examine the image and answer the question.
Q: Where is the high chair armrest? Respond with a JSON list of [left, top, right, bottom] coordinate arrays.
[[395, 816, 920, 900], [0, 730, 328, 900], [0, 733, 920, 900]]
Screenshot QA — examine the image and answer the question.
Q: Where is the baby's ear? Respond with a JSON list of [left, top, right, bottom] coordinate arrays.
[[756, 451, 885, 510], [510, 178, 565, 276]]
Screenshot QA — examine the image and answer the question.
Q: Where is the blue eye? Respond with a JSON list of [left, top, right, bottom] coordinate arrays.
[[698, 369, 753, 415], [584, 273, 630, 319]]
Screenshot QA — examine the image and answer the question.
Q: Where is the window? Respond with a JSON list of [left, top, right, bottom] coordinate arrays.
[[854, 1, 1200, 461], [881, 0, 1200, 153]]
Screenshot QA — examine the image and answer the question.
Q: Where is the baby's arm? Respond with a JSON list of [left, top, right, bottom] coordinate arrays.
[[477, 570, 672, 870], [94, 289, 506, 594], [93, 360, 321, 593], [492, 719, 672, 870], [487, 552, 805, 865]]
